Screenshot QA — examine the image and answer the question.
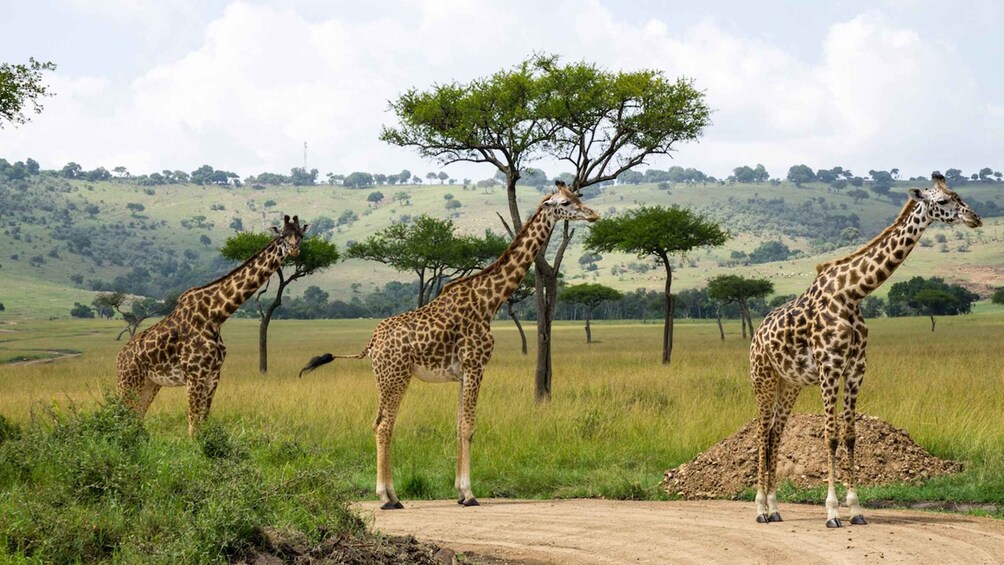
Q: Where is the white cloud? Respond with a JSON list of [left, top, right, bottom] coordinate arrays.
[[2, 1, 1001, 183]]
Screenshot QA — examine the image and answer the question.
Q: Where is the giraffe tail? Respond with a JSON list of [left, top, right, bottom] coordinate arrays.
[[298, 349, 368, 378]]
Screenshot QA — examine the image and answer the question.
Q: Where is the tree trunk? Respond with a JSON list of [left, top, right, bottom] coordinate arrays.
[[739, 302, 749, 339], [258, 282, 286, 374], [507, 302, 528, 355], [534, 261, 558, 401], [661, 259, 674, 365], [716, 306, 725, 341], [930, 314, 936, 332], [585, 310, 592, 344]]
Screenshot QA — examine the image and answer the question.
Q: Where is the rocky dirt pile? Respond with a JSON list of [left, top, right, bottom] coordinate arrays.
[[663, 413, 963, 499]]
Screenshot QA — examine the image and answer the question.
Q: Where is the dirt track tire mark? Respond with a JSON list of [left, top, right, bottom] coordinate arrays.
[[358, 499, 1004, 564]]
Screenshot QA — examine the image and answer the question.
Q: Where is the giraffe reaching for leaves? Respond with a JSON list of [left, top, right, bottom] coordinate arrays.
[[300, 182, 599, 509], [749, 173, 981, 527], [117, 215, 308, 435]]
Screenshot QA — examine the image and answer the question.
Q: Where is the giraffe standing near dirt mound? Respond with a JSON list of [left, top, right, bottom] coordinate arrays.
[[750, 173, 982, 528], [117, 215, 309, 435], [300, 181, 599, 509]]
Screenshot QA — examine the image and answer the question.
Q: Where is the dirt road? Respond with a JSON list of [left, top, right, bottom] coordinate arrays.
[[358, 499, 1004, 564]]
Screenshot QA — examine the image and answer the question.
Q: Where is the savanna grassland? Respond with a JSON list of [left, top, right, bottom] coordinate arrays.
[[2, 314, 1002, 511]]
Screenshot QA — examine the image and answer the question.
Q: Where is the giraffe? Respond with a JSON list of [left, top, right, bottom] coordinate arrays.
[[299, 181, 599, 509], [117, 215, 309, 435], [749, 173, 982, 527]]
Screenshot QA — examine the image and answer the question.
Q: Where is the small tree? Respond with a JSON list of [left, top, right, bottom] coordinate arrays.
[[561, 283, 623, 343], [911, 289, 955, 332], [348, 216, 506, 307], [94, 292, 175, 340], [585, 206, 728, 364], [221, 234, 339, 372], [706, 275, 774, 339], [992, 288, 1004, 306], [70, 302, 94, 318]]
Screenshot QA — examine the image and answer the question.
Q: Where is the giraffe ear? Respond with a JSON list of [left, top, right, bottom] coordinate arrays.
[[270, 226, 281, 235], [907, 188, 924, 202], [300, 223, 309, 234]]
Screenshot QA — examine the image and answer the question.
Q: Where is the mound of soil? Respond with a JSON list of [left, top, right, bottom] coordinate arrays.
[[236, 528, 456, 565], [662, 413, 963, 499]]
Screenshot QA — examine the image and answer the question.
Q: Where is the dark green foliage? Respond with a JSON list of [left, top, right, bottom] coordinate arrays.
[[747, 240, 796, 264], [197, 420, 247, 460], [70, 302, 95, 318], [786, 164, 815, 186], [887, 276, 980, 317], [992, 288, 1004, 306], [0, 396, 366, 564]]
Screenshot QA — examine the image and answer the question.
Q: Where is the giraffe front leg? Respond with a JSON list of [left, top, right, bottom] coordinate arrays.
[[374, 373, 408, 510], [185, 379, 209, 436], [456, 367, 484, 507]]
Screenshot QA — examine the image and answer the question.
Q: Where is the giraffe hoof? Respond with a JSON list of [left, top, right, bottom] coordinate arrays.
[[756, 513, 770, 524], [850, 515, 868, 525], [461, 498, 480, 507], [457, 497, 465, 505], [826, 518, 843, 528], [768, 512, 783, 523], [380, 501, 404, 510]]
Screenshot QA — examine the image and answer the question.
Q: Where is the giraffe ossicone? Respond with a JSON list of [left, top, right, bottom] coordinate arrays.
[[300, 181, 599, 510], [749, 173, 981, 527], [117, 214, 309, 435]]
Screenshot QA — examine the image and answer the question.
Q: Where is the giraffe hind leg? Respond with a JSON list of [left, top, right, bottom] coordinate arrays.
[[765, 380, 801, 523], [751, 358, 779, 524]]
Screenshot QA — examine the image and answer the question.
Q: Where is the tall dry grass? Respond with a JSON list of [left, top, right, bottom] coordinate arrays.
[[1, 314, 1001, 504]]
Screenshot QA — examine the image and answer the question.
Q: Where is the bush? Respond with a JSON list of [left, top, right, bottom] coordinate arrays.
[[0, 395, 367, 564]]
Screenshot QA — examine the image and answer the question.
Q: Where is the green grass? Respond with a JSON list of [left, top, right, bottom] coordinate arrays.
[[0, 395, 368, 564], [1, 315, 1001, 520]]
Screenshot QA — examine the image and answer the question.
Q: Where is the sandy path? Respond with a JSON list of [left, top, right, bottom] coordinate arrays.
[[358, 499, 1004, 564]]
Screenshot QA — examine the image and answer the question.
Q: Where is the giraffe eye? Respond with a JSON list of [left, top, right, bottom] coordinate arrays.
[[935, 198, 949, 205]]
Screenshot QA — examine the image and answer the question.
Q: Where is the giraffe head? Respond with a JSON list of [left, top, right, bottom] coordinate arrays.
[[907, 173, 982, 228], [542, 181, 600, 222], [270, 214, 309, 256]]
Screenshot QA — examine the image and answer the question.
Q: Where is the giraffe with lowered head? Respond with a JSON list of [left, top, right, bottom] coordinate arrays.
[[749, 173, 981, 527], [300, 181, 599, 509], [117, 215, 309, 435]]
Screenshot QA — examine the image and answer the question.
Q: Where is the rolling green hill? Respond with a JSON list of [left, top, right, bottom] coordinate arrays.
[[1, 172, 1001, 319]]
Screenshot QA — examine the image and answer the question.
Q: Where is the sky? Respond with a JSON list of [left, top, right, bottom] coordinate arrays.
[[1, 0, 1002, 183]]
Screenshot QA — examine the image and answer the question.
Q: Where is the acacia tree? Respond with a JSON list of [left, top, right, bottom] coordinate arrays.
[[585, 206, 728, 364], [911, 289, 955, 332], [0, 58, 56, 127], [221, 234, 339, 373], [93, 291, 176, 340], [561, 283, 623, 344], [706, 274, 774, 339], [382, 53, 710, 399], [347, 215, 507, 307]]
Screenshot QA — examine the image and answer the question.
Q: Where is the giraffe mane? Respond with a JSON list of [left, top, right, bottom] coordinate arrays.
[[439, 206, 546, 295], [814, 198, 919, 274], [183, 234, 283, 296]]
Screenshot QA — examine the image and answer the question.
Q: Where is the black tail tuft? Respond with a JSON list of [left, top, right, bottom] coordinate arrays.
[[299, 353, 334, 378]]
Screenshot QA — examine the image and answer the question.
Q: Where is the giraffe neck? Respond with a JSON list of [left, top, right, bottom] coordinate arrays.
[[474, 207, 557, 314], [194, 239, 290, 326], [818, 200, 930, 301]]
